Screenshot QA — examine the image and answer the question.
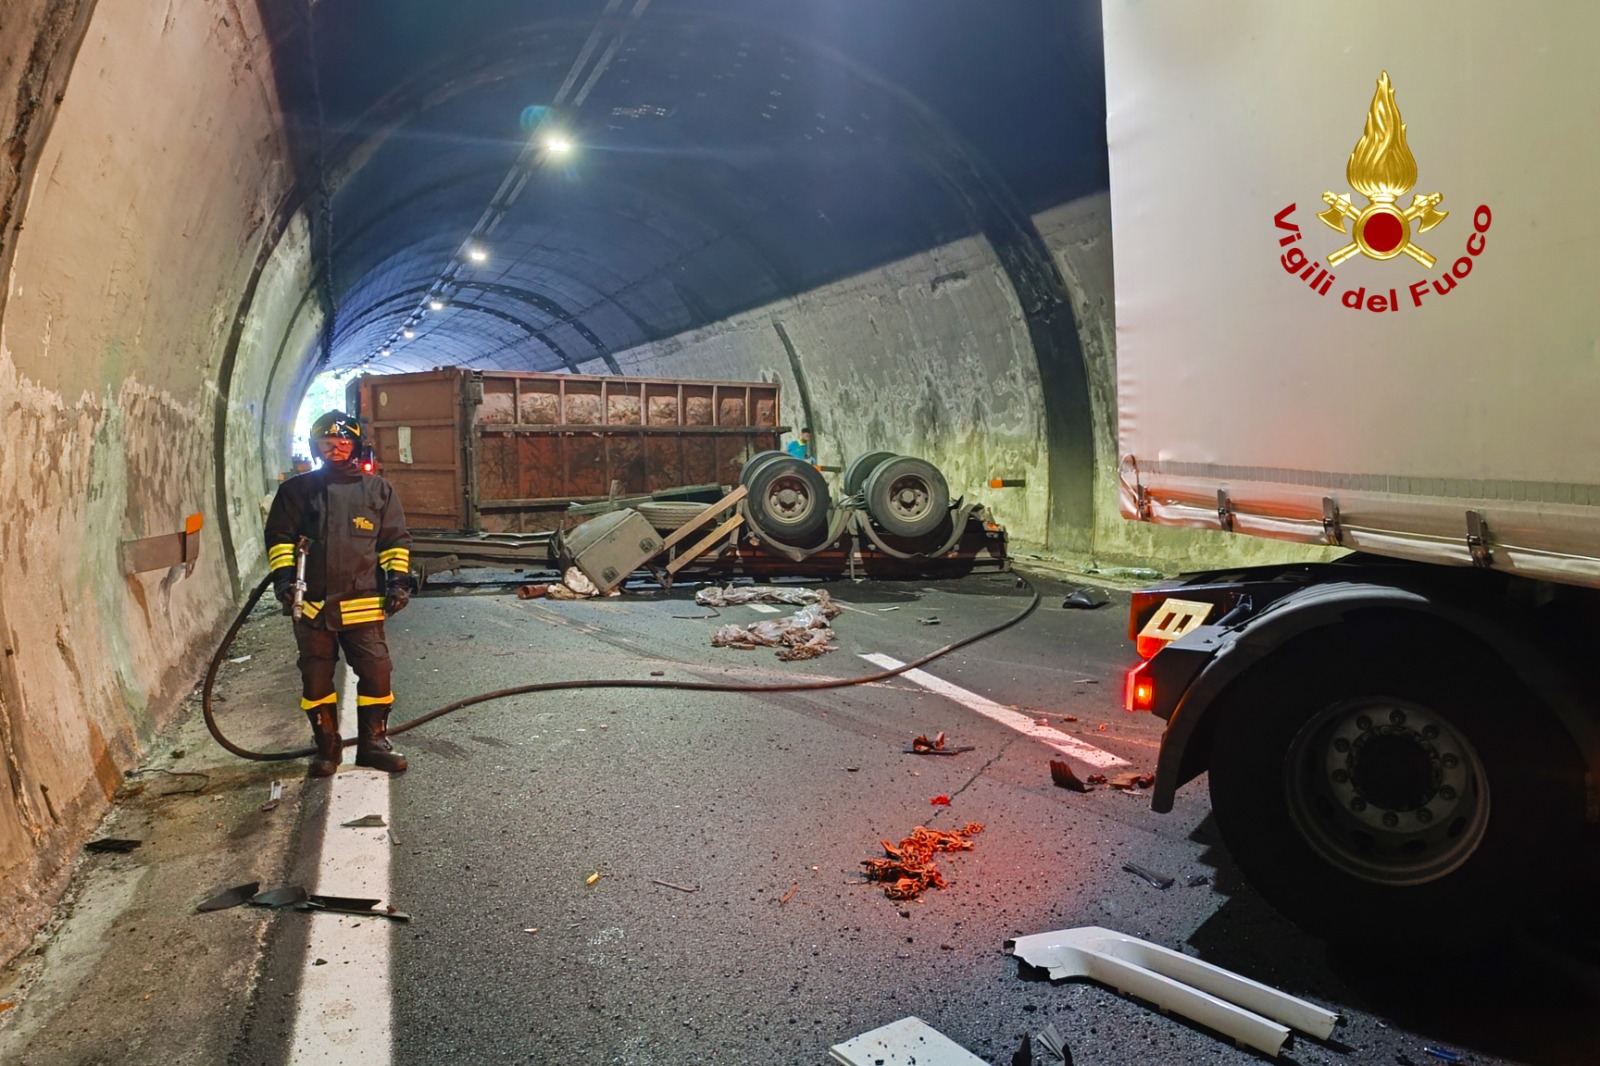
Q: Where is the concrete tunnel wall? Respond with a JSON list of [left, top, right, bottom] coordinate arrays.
[[0, 0, 308, 965], [0, 1, 1326, 967]]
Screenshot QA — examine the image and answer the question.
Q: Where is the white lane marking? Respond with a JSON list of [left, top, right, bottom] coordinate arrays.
[[289, 668, 393, 1066], [748, 603, 780, 614], [860, 653, 1130, 769]]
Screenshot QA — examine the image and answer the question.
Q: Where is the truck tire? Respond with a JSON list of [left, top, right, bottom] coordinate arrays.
[[1206, 623, 1586, 939], [739, 450, 786, 487], [863, 456, 949, 539], [635, 501, 711, 532], [745, 455, 831, 543], [841, 450, 897, 498]]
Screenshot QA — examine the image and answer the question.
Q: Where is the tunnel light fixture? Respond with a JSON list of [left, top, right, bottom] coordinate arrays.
[[428, 298, 446, 311], [402, 328, 416, 339], [380, 347, 392, 357], [543, 133, 573, 155], [465, 245, 488, 263]]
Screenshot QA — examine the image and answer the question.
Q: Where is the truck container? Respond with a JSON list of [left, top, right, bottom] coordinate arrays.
[[348, 369, 781, 532], [1103, 0, 1600, 935]]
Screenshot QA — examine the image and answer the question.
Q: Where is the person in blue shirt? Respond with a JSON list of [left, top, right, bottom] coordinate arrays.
[[784, 427, 812, 461]]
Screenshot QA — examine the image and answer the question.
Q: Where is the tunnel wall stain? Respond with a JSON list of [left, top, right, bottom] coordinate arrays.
[[0, 0, 292, 966]]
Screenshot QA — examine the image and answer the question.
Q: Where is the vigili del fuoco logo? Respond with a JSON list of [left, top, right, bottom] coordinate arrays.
[[1272, 71, 1492, 313]]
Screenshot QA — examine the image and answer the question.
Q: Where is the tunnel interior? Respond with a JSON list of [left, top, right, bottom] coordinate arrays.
[[2, 0, 1312, 966]]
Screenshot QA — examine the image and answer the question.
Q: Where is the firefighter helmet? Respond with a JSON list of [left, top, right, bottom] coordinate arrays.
[[309, 410, 362, 442]]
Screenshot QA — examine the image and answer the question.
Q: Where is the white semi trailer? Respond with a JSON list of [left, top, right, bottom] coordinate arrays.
[[1102, 1, 1599, 934]]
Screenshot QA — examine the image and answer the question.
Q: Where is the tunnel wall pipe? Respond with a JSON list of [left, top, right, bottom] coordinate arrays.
[[613, 192, 1333, 572], [0, 0, 296, 966]]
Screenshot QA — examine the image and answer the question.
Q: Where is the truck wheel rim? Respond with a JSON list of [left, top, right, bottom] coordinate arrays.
[[883, 474, 933, 523], [1284, 696, 1491, 887], [763, 474, 816, 525]]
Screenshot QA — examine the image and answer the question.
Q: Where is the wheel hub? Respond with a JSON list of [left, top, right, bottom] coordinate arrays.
[[1286, 697, 1489, 886]]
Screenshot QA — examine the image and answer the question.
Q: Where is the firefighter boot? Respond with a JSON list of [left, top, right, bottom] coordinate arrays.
[[355, 705, 408, 774], [305, 706, 343, 778]]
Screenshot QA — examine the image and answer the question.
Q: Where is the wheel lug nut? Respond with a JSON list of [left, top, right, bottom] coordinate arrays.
[[1350, 798, 1367, 812], [1422, 725, 1439, 740], [1331, 769, 1349, 784], [1356, 716, 1373, 731], [1389, 709, 1406, 725], [1442, 754, 1459, 769], [1333, 738, 1351, 753], [1382, 812, 1399, 828], [1439, 786, 1456, 801], [1416, 807, 1433, 823]]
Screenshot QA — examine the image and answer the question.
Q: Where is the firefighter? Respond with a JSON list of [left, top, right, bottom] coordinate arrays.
[[265, 410, 413, 776]]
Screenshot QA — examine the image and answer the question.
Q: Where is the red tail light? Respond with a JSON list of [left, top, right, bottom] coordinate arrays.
[[1123, 661, 1155, 713], [361, 460, 374, 473]]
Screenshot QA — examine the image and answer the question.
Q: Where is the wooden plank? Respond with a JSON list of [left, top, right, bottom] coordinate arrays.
[[658, 485, 747, 553], [666, 513, 745, 575]]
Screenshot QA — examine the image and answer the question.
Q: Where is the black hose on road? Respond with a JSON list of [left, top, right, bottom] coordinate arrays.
[[202, 572, 1042, 763]]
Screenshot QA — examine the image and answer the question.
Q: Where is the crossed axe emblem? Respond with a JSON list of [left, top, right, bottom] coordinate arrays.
[[1317, 190, 1449, 268]]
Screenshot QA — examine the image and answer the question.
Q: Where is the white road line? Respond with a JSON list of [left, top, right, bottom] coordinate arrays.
[[289, 668, 394, 1065], [860, 653, 1130, 769]]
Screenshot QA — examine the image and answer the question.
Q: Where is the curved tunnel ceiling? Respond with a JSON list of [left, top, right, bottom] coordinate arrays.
[[260, 0, 1108, 377]]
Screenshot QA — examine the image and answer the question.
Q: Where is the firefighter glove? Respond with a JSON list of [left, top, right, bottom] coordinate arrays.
[[385, 582, 410, 615], [274, 582, 295, 616]]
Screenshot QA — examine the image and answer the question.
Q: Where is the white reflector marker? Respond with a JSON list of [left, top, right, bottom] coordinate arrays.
[[289, 668, 394, 1065], [860, 654, 1130, 769]]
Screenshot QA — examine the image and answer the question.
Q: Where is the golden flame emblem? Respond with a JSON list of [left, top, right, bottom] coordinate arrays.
[[1317, 72, 1448, 268]]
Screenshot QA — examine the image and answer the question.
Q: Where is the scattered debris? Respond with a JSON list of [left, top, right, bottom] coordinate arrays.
[[877, 605, 902, 612], [861, 823, 984, 900], [779, 882, 799, 906], [652, 879, 697, 893], [711, 595, 841, 660], [228, 655, 252, 664], [917, 616, 942, 626], [1012, 1032, 1034, 1066], [85, 838, 143, 854], [696, 585, 832, 608], [524, 927, 539, 935], [1086, 774, 1107, 786], [1005, 926, 1339, 1058], [1186, 874, 1211, 888], [544, 567, 602, 601], [585, 871, 602, 886], [649, 669, 665, 676], [1036, 1022, 1073, 1065], [516, 584, 551, 599], [125, 766, 209, 796], [250, 886, 309, 908], [0, 1002, 14, 1014], [1109, 771, 1154, 790], [1060, 587, 1110, 610], [829, 1016, 988, 1066], [260, 780, 284, 812], [930, 794, 951, 806], [197, 882, 261, 912], [1122, 862, 1175, 890], [340, 814, 387, 828], [301, 894, 410, 921], [906, 731, 974, 756], [1049, 760, 1093, 793], [1422, 1048, 1463, 1064]]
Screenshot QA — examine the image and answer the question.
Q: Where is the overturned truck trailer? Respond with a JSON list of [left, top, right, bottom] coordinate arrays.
[[347, 369, 782, 533]]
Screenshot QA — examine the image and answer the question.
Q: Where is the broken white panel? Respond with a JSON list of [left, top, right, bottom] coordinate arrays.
[[397, 425, 413, 464], [829, 1016, 987, 1066], [1006, 926, 1339, 1058]]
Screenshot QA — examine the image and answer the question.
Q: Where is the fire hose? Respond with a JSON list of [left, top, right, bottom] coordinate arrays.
[[201, 572, 1042, 763]]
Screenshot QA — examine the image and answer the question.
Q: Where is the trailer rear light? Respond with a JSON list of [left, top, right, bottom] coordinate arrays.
[[1124, 661, 1155, 712], [1133, 597, 1213, 659]]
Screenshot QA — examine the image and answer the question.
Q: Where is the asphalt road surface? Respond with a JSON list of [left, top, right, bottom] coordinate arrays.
[[230, 568, 1600, 1065]]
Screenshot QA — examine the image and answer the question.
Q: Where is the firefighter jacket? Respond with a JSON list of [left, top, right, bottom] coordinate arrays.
[[265, 463, 412, 629]]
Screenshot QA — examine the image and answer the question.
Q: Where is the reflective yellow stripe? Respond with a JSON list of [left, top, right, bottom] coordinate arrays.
[[341, 612, 385, 625], [339, 596, 386, 626], [300, 693, 337, 710], [301, 600, 323, 620], [268, 544, 296, 568], [356, 693, 395, 706], [378, 547, 409, 567]]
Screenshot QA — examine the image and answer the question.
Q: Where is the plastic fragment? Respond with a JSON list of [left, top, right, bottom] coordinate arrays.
[[585, 871, 601, 885], [930, 794, 951, 806], [341, 814, 387, 828], [250, 886, 309, 908], [197, 882, 261, 912]]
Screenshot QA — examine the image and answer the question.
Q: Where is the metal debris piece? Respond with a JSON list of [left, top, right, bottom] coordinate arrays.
[[1049, 759, 1093, 793], [299, 895, 411, 922], [930, 794, 951, 806], [878, 605, 902, 611], [197, 882, 261, 912], [228, 655, 252, 664], [779, 882, 799, 906], [1186, 874, 1212, 888], [1036, 1022, 1073, 1065], [1422, 1048, 1463, 1064], [340, 814, 387, 828], [652, 879, 698, 893], [260, 780, 284, 812], [1011, 1032, 1033, 1066], [906, 731, 975, 756], [829, 1016, 988, 1066], [1122, 862, 1175, 890], [1108, 771, 1155, 790], [1005, 926, 1339, 1058], [917, 616, 941, 626], [85, 838, 143, 854], [250, 886, 309, 908]]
